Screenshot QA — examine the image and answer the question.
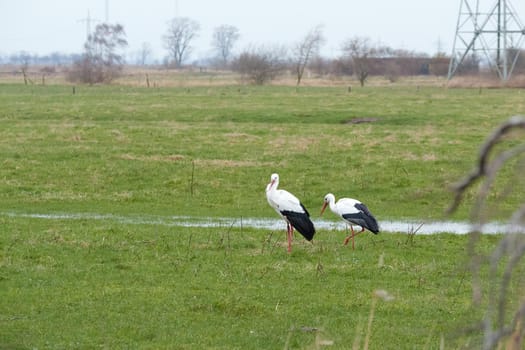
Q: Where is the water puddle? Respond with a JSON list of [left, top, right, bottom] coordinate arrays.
[[1, 211, 523, 234]]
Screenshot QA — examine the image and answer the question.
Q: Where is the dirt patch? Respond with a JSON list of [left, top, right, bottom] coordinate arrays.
[[343, 117, 380, 124]]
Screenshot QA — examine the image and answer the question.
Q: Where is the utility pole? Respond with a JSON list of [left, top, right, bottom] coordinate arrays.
[[78, 10, 99, 40], [448, 0, 525, 81]]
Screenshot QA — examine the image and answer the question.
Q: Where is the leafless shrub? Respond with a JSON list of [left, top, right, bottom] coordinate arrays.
[[67, 23, 128, 84], [231, 45, 288, 85], [384, 61, 401, 83], [39, 66, 56, 74], [448, 115, 525, 349]]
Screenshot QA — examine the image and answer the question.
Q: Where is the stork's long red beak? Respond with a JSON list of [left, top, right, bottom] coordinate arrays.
[[320, 202, 328, 216]]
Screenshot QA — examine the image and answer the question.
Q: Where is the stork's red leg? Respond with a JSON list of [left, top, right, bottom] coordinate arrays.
[[343, 226, 366, 249], [287, 224, 293, 253], [351, 226, 355, 250], [353, 227, 366, 238], [344, 225, 355, 246], [343, 226, 349, 245]]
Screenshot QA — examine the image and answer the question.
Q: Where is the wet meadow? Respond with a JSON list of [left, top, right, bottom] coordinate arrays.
[[1, 78, 525, 348]]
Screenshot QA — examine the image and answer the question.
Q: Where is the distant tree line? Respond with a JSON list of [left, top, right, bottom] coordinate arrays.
[[0, 52, 81, 66], [4, 16, 525, 85]]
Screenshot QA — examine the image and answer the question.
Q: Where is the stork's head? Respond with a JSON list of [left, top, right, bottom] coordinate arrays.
[[320, 193, 335, 215], [268, 173, 279, 189]]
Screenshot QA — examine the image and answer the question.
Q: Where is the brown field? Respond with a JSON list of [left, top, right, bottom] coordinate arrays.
[[3, 63, 524, 88]]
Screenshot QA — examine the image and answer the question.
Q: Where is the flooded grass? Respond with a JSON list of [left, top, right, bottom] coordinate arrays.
[[1, 210, 521, 235]]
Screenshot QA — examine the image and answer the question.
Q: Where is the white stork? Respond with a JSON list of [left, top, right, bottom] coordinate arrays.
[[265, 173, 316, 253], [320, 193, 379, 249]]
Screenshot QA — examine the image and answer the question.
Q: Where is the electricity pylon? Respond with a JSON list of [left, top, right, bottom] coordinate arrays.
[[448, 0, 525, 80], [78, 10, 100, 40]]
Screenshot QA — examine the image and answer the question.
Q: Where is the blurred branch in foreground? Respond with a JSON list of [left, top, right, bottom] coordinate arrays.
[[447, 115, 525, 350]]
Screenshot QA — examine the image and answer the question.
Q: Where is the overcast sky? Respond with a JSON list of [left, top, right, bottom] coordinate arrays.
[[1, 0, 524, 62]]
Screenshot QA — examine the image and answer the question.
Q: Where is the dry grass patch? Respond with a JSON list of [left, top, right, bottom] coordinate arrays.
[[267, 136, 321, 153], [398, 125, 444, 145], [119, 153, 269, 168], [326, 127, 376, 147], [225, 132, 261, 145], [447, 74, 525, 88], [110, 129, 130, 143], [119, 154, 186, 162], [402, 152, 438, 161], [194, 159, 270, 168]]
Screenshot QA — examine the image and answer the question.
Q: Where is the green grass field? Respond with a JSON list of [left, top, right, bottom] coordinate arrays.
[[1, 217, 507, 349], [1, 81, 524, 349]]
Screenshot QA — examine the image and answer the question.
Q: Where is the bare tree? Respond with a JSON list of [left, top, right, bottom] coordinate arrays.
[[341, 36, 378, 87], [138, 42, 152, 66], [212, 24, 240, 67], [163, 17, 200, 68], [231, 45, 288, 85], [292, 24, 325, 86], [67, 23, 128, 84]]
